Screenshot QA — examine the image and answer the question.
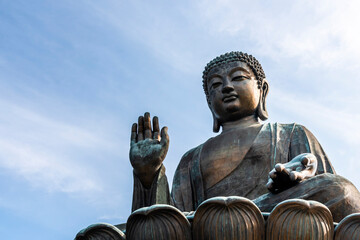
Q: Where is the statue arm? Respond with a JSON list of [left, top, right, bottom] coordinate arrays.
[[131, 146, 198, 212], [132, 164, 172, 212]]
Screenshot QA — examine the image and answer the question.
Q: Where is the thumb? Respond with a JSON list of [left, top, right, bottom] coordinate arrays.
[[160, 126, 169, 147]]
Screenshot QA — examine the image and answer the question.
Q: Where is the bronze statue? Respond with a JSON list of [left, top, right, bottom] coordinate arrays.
[[129, 51, 360, 222]]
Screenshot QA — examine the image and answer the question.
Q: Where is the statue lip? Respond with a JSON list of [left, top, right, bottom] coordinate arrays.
[[222, 94, 238, 102]]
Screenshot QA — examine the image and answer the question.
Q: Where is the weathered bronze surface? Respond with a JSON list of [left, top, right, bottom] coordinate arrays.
[[192, 196, 265, 240], [129, 51, 360, 223], [126, 204, 191, 240], [266, 199, 334, 240], [334, 213, 360, 240], [75, 223, 126, 240]]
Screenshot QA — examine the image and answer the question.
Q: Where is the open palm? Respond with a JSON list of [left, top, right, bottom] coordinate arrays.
[[130, 112, 169, 188]]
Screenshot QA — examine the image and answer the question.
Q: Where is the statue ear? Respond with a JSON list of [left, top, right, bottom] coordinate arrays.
[[258, 79, 269, 121]]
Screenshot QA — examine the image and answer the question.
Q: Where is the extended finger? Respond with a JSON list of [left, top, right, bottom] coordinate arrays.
[[153, 116, 160, 141], [275, 163, 291, 177], [137, 116, 144, 141], [275, 163, 285, 173], [131, 123, 137, 145], [266, 179, 275, 191], [290, 171, 305, 181], [144, 112, 152, 139], [160, 126, 169, 147], [290, 171, 298, 181], [283, 167, 292, 175], [269, 169, 277, 179]]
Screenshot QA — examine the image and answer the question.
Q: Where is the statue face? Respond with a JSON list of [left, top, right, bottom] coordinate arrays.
[[206, 61, 261, 123]]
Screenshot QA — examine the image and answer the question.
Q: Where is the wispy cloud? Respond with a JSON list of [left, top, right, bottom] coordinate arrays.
[[270, 87, 360, 146], [79, 0, 360, 83], [196, 0, 360, 70], [0, 99, 121, 194], [0, 139, 99, 193], [83, 0, 206, 74]]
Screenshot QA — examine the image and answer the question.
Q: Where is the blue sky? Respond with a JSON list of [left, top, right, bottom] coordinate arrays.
[[1, 0, 360, 239]]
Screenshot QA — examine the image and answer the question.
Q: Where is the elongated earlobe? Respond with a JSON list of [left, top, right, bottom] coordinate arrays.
[[208, 100, 221, 132], [257, 79, 269, 121], [212, 114, 220, 133]]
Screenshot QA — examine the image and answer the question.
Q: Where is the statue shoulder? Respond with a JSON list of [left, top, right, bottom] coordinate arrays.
[[267, 122, 312, 135], [177, 144, 204, 170], [265, 122, 316, 147], [288, 123, 323, 146], [281, 122, 317, 139], [174, 139, 212, 175], [269, 122, 296, 130]]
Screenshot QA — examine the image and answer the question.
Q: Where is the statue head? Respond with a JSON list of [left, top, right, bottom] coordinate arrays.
[[202, 51, 269, 132]]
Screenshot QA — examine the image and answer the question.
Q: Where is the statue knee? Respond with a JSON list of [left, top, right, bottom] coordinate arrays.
[[318, 173, 358, 195], [311, 173, 360, 222]]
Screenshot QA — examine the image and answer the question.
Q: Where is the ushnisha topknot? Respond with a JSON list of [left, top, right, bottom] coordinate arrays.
[[202, 51, 266, 103]]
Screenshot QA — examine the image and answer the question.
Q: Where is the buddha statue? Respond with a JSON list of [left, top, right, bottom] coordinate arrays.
[[129, 51, 360, 222]]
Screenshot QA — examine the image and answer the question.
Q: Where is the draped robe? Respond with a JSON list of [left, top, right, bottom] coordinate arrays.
[[132, 123, 360, 222]]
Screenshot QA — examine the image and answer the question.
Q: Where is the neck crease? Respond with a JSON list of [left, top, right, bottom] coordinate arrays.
[[221, 115, 260, 132]]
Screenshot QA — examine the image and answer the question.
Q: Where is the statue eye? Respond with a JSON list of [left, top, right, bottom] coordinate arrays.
[[210, 82, 221, 89], [232, 76, 248, 81]]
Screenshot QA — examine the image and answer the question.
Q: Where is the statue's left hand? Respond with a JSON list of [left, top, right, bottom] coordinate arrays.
[[266, 153, 318, 193]]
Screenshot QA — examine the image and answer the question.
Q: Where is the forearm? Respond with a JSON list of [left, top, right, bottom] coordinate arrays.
[[133, 164, 162, 189], [131, 164, 172, 212]]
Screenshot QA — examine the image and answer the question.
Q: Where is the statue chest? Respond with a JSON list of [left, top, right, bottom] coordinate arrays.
[[200, 125, 263, 191]]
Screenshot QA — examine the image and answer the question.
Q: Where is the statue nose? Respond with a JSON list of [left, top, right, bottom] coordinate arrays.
[[222, 80, 234, 93]]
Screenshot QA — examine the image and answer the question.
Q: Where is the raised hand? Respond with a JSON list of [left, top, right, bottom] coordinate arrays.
[[130, 112, 169, 188], [266, 153, 318, 193]]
